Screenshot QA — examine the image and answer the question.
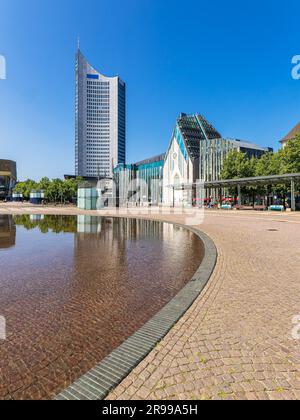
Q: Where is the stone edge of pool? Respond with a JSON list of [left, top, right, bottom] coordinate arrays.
[[54, 222, 217, 401]]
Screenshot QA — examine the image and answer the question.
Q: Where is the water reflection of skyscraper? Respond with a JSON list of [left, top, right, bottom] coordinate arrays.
[[0, 215, 16, 249], [111, 218, 164, 241], [77, 215, 102, 234], [74, 216, 165, 276], [75, 215, 164, 241]]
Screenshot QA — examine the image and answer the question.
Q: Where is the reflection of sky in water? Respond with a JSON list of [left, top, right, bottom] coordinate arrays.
[[0, 214, 204, 400]]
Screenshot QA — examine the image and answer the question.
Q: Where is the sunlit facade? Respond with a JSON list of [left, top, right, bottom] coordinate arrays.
[[111, 113, 273, 208], [163, 114, 222, 206], [280, 121, 300, 148], [199, 138, 272, 182], [114, 154, 165, 206]]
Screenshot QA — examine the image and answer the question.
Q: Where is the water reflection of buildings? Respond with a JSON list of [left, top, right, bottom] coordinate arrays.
[[77, 215, 102, 234], [76, 215, 164, 241], [74, 216, 190, 273], [29, 215, 45, 222], [74, 216, 166, 276], [0, 215, 16, 249]]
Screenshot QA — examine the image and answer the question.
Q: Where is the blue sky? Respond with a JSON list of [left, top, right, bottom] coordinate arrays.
[[0, 0, 299, 180]]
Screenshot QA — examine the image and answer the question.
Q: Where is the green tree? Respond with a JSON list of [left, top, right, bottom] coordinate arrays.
[[255, 152, 282, 176], [13, 215, 77, 233], [13, 179, 38, 199], [218, 139, 300, 206], [221, 150, 256, 180], [13, 177, 83, 203], [38, 177, 51, 192], [280, 134, 300, 174], [45, 178, 64, 203], [220, 150, 257, 201]]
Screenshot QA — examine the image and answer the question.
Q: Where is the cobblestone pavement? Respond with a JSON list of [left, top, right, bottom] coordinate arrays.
[[105, 210, 300, 401], [1, 204, 300, 400], [0, 211, 202, 400]]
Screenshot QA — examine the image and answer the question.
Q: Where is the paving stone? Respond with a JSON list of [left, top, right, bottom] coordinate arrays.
[[2, 205, 300, 401], [104, 210, 300, 401]]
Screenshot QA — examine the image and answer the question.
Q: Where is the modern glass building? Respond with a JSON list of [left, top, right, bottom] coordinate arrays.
[[280, 121, 300, 148], [111, 113, 273, 208], [75, 48, 126, 178], [113, 163, 136, 207], [114, 154, 165, 206], [199, 138, 273, 182], [0, 160, 17, 200], [163, 113, 273, 205], [163, 114, 222, 206]]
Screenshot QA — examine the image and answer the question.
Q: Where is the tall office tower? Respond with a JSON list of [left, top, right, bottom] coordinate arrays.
[[75, 48, 126, 178]]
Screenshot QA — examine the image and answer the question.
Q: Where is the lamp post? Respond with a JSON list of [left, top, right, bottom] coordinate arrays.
[[173, 186, 175, 208], [291, 178, 296, 211], [238, 184, 242, 206]]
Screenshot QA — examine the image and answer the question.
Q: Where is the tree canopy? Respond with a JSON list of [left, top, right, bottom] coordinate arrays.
[[221, 150, 256, 179], [280, 135, 300, 174], [13, 214, 77, 233], [221, 134, 300, 180]]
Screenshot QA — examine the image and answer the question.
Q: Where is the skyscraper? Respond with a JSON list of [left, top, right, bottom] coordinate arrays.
[[75, 48, 126, 178]]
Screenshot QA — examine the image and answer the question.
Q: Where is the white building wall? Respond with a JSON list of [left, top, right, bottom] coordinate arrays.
[[163, 137, 193, 206]]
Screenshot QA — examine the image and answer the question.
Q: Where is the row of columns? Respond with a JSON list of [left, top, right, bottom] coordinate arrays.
[[235, 179, 297, 211], [291, 179, 296, 212], [172, 179, 298, 210]]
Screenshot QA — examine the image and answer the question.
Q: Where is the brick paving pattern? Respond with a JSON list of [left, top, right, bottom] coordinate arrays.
[[105, 211, 300, 401], [0, 212, 203, 399]]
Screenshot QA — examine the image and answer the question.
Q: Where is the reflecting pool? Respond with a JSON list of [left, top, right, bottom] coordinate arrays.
[[0, 214, 204, 400]]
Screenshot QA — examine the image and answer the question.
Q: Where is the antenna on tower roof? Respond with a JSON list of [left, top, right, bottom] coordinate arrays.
[[77, 36, 80, 51]]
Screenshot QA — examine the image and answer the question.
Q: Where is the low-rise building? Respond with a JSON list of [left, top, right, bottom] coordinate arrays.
[[280, 122, 300, 148], [0, 160, 17, 200], [163, 113, 272, 206]]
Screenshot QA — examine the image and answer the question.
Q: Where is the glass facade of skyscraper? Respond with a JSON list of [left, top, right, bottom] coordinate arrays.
[[75, 49, 126, 178]]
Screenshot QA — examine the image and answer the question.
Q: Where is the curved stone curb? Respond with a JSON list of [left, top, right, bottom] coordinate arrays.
[[55, 222, 217, 401]]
